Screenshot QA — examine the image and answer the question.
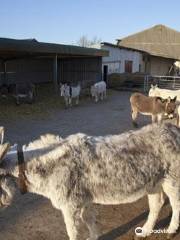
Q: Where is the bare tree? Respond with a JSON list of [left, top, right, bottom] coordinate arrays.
[[76, 35, 101, 47], [76, 35, 89, 47], [90, 36, 102, 46]]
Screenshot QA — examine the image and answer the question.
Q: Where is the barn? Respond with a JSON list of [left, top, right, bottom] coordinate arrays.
[[95, 25, 180, 78], [0, 38, 108, 92], [117, 24, 180, 75]]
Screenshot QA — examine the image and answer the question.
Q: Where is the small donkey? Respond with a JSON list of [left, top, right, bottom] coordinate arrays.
[[130, 93, 177, 127], [60, 83, 81, 107]]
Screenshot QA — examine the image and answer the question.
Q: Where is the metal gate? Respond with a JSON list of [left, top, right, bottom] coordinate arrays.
[[144, 75, 180, 92]]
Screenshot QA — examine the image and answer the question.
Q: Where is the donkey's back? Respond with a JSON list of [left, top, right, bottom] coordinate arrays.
[[53, 123, 180, 239], [130, 93, 156, 113]]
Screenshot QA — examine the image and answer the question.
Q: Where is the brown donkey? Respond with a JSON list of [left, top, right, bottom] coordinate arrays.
[[130, 93, 177, 127]]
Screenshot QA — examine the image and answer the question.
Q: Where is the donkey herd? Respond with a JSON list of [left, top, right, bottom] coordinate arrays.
[[0, 83, 180, 240], [60, 81, 107, 107]]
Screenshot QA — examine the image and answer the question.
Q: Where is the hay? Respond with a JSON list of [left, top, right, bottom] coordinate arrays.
[[108, 73, 146, 89]]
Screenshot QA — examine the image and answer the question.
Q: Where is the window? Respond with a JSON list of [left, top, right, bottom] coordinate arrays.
[[125, 61, 133, 73], [108, 62, 120, 73]]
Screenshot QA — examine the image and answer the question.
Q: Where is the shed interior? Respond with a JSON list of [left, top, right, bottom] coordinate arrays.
[[0, 38, 108, 91]]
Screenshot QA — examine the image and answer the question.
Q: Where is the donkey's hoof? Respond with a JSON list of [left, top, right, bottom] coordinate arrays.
[[166, 233, 176, 239]]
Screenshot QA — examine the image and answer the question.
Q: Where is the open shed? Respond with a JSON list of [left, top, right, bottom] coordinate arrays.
[[0, 38, 108, 92]]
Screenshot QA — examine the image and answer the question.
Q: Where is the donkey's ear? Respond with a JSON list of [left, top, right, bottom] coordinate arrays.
[[151, 84, 157, 89], [0, 143, 10, 163], [173, 96, 177, 102]]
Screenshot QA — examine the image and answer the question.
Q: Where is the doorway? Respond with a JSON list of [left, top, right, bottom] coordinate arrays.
[[103, 65, 108, 83]]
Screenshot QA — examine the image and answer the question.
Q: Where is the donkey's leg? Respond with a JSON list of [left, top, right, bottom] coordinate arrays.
[[61, 204, 82, 240], [75, 96, 79, 105], [64, 97, 69, 108], [69, 97, 72, 107], [151, 115, 157, 123], [157, 114, 163, 124], [131, 107, 138, 127], [162, 181, 180, 238], [16, 95, 20, 105], [140, 191, 165, 237], [81, 204, 99, 240]]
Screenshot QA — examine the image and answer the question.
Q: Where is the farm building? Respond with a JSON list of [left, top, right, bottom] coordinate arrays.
[[99, 42, 143, 75], [0, 38, 108, 91], [117, 24, 180, 76], [95, 25, 180, 78]]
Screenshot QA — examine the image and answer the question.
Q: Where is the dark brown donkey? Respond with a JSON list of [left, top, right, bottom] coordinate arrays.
[[130, 93, 177, 127]]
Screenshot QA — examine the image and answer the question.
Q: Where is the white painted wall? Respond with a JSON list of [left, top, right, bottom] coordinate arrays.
[[101, 44, 143, 74], [92, 44, 175, 76]]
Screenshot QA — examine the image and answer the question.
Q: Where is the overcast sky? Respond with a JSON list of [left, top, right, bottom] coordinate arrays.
[[1, 0, 180, 45]]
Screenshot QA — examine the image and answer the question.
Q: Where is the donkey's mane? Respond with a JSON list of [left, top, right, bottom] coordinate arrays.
[[156, 96, 166, 103], [25, 134, 62, 149], [23, 134, 65, 170]]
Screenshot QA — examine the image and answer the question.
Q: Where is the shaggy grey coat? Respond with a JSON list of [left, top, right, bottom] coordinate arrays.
[[0, 123, 180, 240]]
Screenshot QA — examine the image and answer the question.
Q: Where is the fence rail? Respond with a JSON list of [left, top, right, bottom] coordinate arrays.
[[144, 75, 180, 92]]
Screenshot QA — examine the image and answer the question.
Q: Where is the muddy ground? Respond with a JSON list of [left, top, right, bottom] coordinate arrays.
[[0, 90, 179, 240]]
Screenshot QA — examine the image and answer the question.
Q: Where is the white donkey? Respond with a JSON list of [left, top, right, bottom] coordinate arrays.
[[0, 123, 180, 240], [149, 84, 180, 101], [90, 81, 106, 102], [149, 84, 180, 125], [60, 83, 81, 107]]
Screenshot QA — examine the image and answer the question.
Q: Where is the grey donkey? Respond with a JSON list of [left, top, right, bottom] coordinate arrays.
[[0, 123, 180, 240]]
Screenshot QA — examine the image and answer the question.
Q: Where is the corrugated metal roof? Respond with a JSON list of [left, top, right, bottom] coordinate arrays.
[[0, 37, 108, 58], [101, 42, 145, 53], [117, 25, 180, 60]]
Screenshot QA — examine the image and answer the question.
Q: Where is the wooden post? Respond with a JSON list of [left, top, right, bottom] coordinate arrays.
[[53, 54, 58, 93], [2, 61, 6, 85]]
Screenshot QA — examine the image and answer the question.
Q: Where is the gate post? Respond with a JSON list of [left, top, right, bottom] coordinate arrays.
[[53, 54, 58, 93]]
